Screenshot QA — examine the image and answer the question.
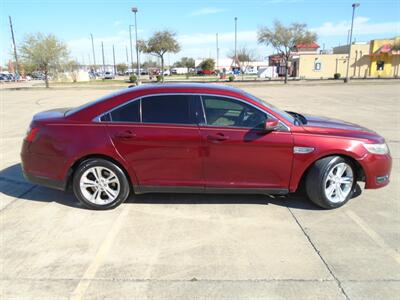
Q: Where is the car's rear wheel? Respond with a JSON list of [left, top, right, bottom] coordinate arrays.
[[306, 156, 356, 209], [73, 158, 130, 210]]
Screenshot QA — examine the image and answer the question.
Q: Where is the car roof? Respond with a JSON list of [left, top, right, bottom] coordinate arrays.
[[66, 83, 251, 119], [126, 83, 246, 95]]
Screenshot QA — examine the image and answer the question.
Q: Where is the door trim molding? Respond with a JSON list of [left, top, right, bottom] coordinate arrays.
[[135, 185, 288, 195]]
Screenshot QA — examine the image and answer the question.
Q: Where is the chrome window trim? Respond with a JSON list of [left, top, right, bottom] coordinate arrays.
[[92, 92, 291, 131]]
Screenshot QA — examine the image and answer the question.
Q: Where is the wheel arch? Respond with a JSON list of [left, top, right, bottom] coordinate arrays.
[[293, 153, 366, 192], [66, 154, 135, 192]]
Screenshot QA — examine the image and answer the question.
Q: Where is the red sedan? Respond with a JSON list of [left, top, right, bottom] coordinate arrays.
[[21, 84, 391, 210]]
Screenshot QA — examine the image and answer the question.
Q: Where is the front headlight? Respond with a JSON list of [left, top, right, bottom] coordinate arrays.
[[363, 143, 389, 155]]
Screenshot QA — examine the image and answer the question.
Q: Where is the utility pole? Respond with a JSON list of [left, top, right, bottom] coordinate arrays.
[[90, 34, 96, 75], [8, 16, 19, 80], [112, 44, 116, 75], [101, 41, 105, 75], [132, 7, 140, 84], [216, 33, 219, 71], [129, 25, 134, 73], [125, 45, 129, 66], [345, 3, 360, 83], [234, 17, 238, 68]]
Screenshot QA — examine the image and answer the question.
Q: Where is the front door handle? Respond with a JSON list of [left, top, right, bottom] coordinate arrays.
[[115, 130, 136, 139], [207, 133, 228, 142]]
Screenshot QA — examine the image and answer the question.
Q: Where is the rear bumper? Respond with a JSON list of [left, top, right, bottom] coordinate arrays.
[[23, 170, 66, 191], [359, 153, 392, 189], [21, 142, 68, 191]]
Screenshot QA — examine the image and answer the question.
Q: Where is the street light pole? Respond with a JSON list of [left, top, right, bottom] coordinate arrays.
[[132, 7, 140, 85], [101, 41, 105, 75], [216, 33, 219, 71], [345, 3, 360, 83], [125, 45, 129, 66], [112, 44, 116, 75], [90, 34, 96, 75], [234, 17, 238, 67], [129, 25, 134, 73], [8, 16, 19, 81]]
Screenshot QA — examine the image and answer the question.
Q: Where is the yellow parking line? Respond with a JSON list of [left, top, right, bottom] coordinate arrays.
[[70, 207, 129, 300], [346, 210, 400, 265]]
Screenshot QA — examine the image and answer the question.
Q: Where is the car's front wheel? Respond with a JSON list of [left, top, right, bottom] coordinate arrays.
[[306, 156, 356, 209], [72, 158, 130, 210]]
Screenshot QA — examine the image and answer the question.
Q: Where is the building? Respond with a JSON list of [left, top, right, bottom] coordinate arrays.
[[369, 37, 400, 77], [290, 42, 368, 79], [292, 37, 400, 79]]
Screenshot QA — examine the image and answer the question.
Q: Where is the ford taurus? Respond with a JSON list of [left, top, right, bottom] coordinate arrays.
[[21, 84, 391, 209]]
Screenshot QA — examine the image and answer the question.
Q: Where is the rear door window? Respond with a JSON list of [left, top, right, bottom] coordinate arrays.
[[109, 100, 140, 122], [141, 95, 197, 125]]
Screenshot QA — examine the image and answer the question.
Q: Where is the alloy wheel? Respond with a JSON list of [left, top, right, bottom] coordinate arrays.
[[324, 162, 354, 203], [79, 166, 120, 205]]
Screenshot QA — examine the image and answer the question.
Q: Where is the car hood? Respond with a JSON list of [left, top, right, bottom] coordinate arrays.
[[302, 114, 383, 142]]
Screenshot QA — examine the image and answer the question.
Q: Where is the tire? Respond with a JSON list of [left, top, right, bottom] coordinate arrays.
[[72, 158, 130, 210], [306, 156, 356, 209]]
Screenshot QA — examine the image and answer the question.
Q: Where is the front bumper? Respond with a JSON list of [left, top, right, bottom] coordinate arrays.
[[359, 153, 392, 189]]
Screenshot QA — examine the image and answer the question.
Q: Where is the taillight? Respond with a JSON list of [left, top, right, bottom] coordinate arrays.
[[25, 127, 38, 142]]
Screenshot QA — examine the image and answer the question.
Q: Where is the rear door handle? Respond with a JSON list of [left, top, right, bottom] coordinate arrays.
[[115, 130, 136, 139], [207, 133, 228, 142]]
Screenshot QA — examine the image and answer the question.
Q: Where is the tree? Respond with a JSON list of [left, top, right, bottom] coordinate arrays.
[[61, 60, 80, 82], [258, 21, 317, 83], [199, 58, 215, 71], [228, 46, 256, 80], [20, 33, 69, 87], [116, 63, 128, 74], [19, 61, 37, 76], [63, 60, 80, 72], [174, 57, 195, 78], [142, 59, 159, 69], [138, 30, 180, 82]]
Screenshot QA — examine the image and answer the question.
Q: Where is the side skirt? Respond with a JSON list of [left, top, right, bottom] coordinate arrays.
[[135, 185, 288, 195]]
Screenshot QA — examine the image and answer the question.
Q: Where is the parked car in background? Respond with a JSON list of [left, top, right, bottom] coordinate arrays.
[[1, 73, 15, 81], [197, 69, 216, 75], [103, 72, 115, 79], [21, 83, 391, 210], [171, 67, 188, 75], [31, 72, 46, 80], [0, 74, 9, 82]]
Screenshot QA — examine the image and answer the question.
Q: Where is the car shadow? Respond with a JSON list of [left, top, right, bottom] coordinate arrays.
[[0, 163, 361, 211]]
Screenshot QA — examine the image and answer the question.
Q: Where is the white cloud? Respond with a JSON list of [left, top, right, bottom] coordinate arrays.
[[312, 17, 400, 36], [190, 7, 225, 16]]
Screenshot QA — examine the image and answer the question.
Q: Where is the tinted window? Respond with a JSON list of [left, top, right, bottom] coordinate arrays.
[[142, 95, 193, 124], [202, 96, 267, 128], [110, 100, 140, 122]]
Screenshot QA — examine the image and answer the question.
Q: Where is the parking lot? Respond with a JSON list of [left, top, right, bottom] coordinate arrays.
[[1, 81, 399, 299]]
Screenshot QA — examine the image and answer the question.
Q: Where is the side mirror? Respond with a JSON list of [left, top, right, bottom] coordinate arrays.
[[264, 119, 279, 131]]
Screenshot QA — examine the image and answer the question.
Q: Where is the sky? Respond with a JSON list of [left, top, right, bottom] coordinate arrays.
[[1, 0, 399, 66]]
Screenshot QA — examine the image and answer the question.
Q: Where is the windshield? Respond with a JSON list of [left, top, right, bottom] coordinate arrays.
[[242, 92, 295, 124]]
